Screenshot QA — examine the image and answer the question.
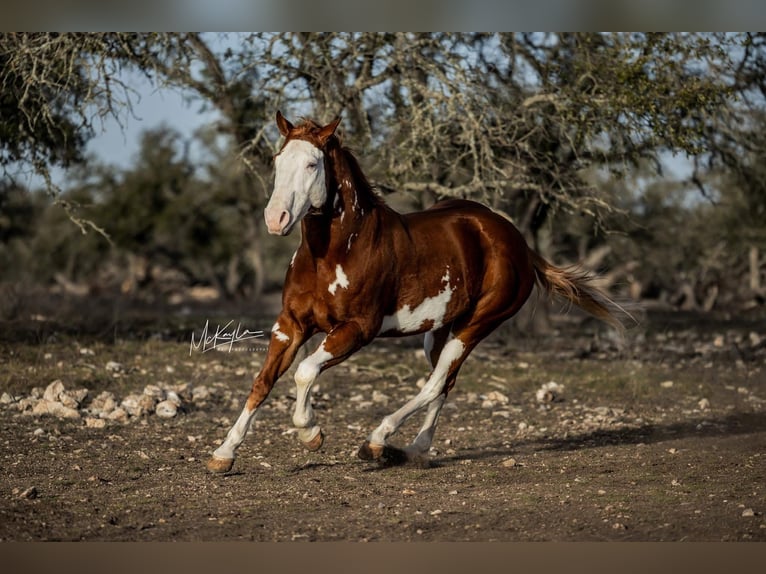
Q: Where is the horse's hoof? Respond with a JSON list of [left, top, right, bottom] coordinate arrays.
[[357, 440, 384, 460], [303, 429, 325, 451], [206, 456, 234, 474], [380, 445, 408, 466]]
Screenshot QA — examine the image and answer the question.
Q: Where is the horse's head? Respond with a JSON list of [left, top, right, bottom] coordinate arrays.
[[265, 111, 342, 236]]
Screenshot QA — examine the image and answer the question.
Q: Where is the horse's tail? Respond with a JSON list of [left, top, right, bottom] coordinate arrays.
[[528, 248, 637, 333]]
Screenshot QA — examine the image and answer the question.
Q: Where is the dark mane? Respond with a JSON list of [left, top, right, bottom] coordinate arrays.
[[329, 142, 383, 209]]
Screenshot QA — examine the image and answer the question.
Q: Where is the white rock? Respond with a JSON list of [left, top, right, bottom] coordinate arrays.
[[0, 392, 14, 404], [485, 390, 509, 404], [90, 391, 117, 415], [660, 381, 674, 388], [32, 399, 80, 419], [173, 382, 193, 401], [372, 390, 390, 405], [59, 389, 88, 409], [192, 385, 211, 402], [536, 381, 564, 403], [43, 380, 66, 403], [107, 407, 129, 423], [85, 417, 107, 429], [698, 398, 710, 410], [165, 391, 182, 407], [155, 400, 178, 418], [105, 361, 124, 372], [143, 385, 165, 400], [742, 508, 755, 517], [121, 394, 145, 417]]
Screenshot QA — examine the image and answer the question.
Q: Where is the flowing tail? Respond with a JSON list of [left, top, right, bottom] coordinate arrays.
[[528, 248, 637, 333]]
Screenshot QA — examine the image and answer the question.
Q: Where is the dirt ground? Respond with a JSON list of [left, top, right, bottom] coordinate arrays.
[[0, 298, 764, 541]]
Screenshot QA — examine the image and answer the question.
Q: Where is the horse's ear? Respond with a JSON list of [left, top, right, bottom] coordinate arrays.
[[318, 115, 342, 144], [276, 110, 294, 136]]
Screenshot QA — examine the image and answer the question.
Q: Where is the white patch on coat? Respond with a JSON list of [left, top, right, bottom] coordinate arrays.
[[290, 250, 297, 268], [379, 268, 454, 334], [271, 322, 290, 343], [328, 264, 350, 295]]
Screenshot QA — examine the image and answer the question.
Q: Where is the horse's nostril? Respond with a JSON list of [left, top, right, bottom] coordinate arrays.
[[279, 210, 290, 228]]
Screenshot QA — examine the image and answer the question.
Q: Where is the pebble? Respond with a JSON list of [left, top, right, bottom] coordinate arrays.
[[698, 398, 710, 410], [85, 417, 107, 429], [742, 508, 755, 517], [155, 400, 178, 418], [105, 361, 124, 373], [501, 458, 519, 468], [536, 382, 564, 403], [660, 381, 674, 388], [32, 399, 80, 419], [19, 486, 38, 500]]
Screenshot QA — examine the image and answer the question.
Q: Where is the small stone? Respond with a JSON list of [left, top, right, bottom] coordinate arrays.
[[191, 385, 211, 402], [32, 399, 80, 419], [155, 400, 178, 418], [165, 391, 182, 407], [536, 381, 564, 403], [85, 417, 107, 429], [90, 391, 117, 415], [19, 486, 38, 499], [713, 335, 725, 348], [107, 407, 129, 423], [173, 382, 193, 401], [43, 380, 66, 403], [698, 398, 710, 410], [372, 390, 390, 405], [33, 428, 45, 436], [660, 381, 674, 388], [415, 377, 427, 389], [121, 394, 145, 417], [105, 361, 124, 373], [485, 390, 509, 404], [742, 508, 755, 517], [143, 385, 165, 400], [429, 509, 443, 516], [0, 392, 14, 405], [501, 458, 519, 468], [749, 332, 762, 347], [79, 347, 95, 356]]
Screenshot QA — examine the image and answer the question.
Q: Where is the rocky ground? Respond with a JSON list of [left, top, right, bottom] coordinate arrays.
[[0, 307, 764, 541]]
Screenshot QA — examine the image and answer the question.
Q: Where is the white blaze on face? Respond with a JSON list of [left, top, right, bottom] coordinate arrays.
[[265, 140, 326, 235], [328, 264, 349, 295], [379, 268, 454, 334]]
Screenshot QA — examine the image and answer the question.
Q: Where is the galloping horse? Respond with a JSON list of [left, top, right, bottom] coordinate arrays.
[[207, 112, 628, 473]]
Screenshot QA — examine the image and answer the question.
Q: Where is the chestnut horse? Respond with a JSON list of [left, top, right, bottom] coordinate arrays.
[[207, 112, 628, 473]]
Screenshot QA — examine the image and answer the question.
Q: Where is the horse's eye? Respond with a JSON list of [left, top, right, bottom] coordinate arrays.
[[307, 162, 317, 170]]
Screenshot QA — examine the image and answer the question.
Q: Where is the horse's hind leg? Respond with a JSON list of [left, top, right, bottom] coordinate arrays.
[[359, 330, 467, 463]]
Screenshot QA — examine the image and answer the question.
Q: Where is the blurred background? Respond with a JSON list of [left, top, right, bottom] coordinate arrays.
[[1, 32, 765, 336]]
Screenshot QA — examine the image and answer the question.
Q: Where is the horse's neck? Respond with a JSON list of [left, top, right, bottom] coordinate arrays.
[[300, 144, 383, 259]]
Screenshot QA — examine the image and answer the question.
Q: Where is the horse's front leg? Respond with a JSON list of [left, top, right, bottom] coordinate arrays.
[[206, 315, 308, 473], [291, 321, 366, 451]]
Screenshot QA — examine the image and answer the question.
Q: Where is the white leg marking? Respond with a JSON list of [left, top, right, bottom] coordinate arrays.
[[213, 405, 257, 460], [379, 268, 454, 334], [328, 264, 350, 295], [271, 322, 290, 343], [403, 394, 446, 457], [293, 341, 333, 437], [369, 336, 465, 445]]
